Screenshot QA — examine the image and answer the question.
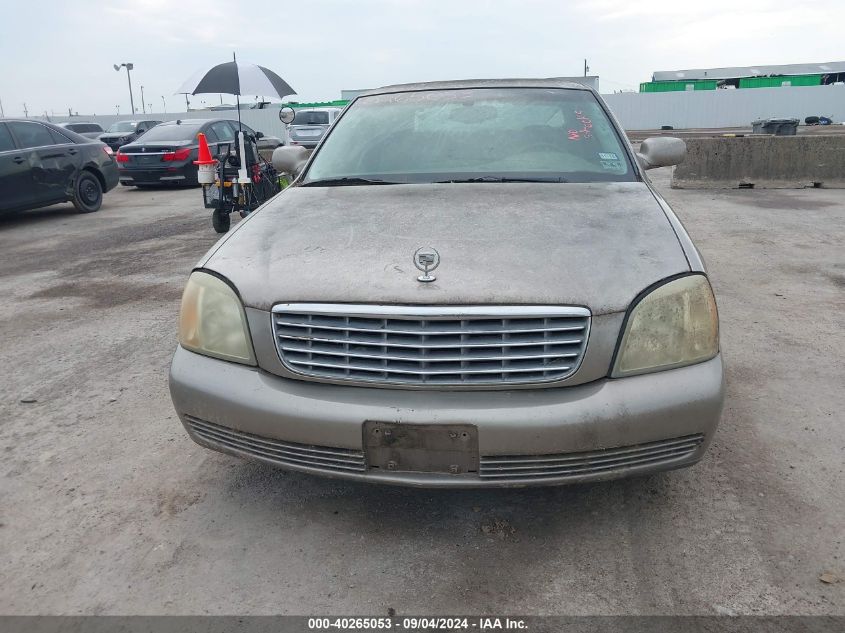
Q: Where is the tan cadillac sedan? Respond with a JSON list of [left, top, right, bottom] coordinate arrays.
[[169, 79, 724, 487]]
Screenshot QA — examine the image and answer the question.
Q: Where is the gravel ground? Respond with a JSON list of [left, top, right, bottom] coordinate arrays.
[[1, 172, 843, 615]]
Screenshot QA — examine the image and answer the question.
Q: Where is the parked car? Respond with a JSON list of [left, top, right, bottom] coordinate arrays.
[[0, 119, 118, 216], [98, 119, 161, 152], [116, 118, 260, 187], [169, 79, 724, 487], [57, 121, 105, 139], [286, 107, 342, 149]]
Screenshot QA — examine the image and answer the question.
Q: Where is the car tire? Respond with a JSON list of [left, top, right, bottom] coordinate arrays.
[[212, 209, 231, 233], [72, 172, 103, 213]]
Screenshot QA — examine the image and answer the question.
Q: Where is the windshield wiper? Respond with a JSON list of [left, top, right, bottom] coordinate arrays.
[[435, 176, 568, 184], [300, 177, 401, 187]]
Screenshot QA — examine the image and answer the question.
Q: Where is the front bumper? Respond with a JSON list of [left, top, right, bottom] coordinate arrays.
[[169, 347, 724, 487]]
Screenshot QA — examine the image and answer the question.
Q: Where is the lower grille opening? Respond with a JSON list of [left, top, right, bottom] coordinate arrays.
[[184, 417, 703, 483], [479, 434, 705, 481], [184, 416, 366, 473]]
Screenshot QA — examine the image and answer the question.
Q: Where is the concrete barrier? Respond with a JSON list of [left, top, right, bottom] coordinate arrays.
[[671, 135, 845, 189]]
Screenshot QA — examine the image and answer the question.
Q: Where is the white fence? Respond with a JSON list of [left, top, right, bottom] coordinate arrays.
[[603, 84, 845, 129], [39, 84, 845, 133]]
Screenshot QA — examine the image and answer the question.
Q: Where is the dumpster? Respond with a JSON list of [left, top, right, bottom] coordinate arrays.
[[751, 118, 799, 135]]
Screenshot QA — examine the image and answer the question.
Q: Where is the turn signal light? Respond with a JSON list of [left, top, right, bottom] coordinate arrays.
[[163, 148, 192, 162]]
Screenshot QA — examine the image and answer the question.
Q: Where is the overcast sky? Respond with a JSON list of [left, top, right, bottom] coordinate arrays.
[[1, 0, 843, 117]]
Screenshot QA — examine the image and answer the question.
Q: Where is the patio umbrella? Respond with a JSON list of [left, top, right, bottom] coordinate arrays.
[[175, 53, 296, 130]]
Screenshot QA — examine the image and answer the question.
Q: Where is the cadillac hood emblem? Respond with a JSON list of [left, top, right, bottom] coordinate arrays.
[[413, 247, 440, 282]]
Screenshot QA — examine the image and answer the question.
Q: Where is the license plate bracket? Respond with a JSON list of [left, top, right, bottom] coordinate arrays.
[[363, 421, 479, 475]]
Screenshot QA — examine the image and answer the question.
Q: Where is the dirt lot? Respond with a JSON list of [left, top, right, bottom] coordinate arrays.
[[1, 172, 843, 615]]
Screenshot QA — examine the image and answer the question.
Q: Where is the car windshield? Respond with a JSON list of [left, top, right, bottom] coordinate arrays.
[[135, 122, 204, 142], [302, 88, 634, 184], [106, 121, 137, 133], [293, 111, 330, 126]]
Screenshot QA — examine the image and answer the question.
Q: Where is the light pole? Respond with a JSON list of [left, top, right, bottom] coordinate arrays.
[[113, 63, 135, 114], [140, 85, 146, 114], [161, 96, 166, 114]]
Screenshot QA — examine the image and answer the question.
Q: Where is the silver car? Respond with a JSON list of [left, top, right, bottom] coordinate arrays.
[[286, 107, 342, 149], [57, 121, 105, 139], [169, 79, 724, 487]]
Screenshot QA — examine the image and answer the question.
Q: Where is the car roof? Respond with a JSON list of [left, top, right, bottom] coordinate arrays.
[[360, 78, 594, 97], [0, 119, 92, 143]]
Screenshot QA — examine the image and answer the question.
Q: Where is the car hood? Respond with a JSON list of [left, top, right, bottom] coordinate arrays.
[[200, 182, 690, 314]]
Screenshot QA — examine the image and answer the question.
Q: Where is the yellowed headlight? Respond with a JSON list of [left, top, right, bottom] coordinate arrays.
[[178, 271, 255, 365], [613, 275, 719, 377]]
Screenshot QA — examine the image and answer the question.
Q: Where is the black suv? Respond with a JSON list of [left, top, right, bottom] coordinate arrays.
[[0, 119, 119, 216], [98, 119, 161, 151]]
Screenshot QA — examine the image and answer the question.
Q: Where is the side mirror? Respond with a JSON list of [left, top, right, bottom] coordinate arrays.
[[255, 131, 265, 139], [636, 137, 686, 170], [279, 106, 296, 125], [272, 145, 308, 176], [136, 128, 145, 134]]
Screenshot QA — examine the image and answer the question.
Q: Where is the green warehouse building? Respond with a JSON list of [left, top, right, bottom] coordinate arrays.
[[640, 60, 845, 93]]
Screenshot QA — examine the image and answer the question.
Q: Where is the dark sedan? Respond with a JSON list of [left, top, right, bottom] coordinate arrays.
[[98, 119, 161, 152], [116, 119, 258, 187], [0, 119, 118, 216]]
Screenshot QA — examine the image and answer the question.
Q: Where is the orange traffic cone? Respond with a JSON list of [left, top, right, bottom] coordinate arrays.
[[194, 133, 215, 166], [194, 133, 217, 184]]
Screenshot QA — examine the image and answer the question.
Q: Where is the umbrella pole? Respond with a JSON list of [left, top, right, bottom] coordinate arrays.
[[233, 51, 242, 133], [232, 50, 248, 189]]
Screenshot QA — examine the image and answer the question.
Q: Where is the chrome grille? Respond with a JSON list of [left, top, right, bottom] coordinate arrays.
[[272, 304, 590, 386], [479, 434, 705, 481], [185, 416, 366, 473]]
